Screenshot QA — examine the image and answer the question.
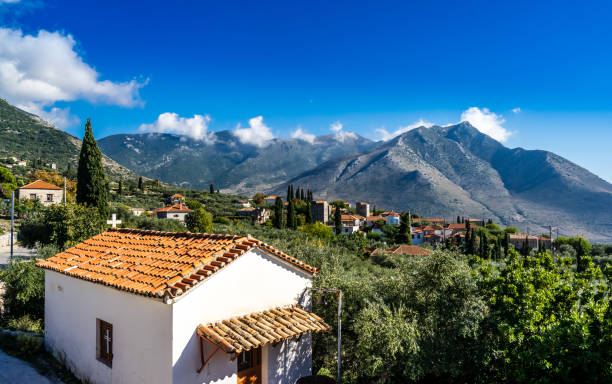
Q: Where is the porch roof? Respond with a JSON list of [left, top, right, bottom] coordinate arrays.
[[197, 305, 330, 354]]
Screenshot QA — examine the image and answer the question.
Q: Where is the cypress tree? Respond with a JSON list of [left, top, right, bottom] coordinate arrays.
[[287, 185, 291, 202], [118, 179, 123, 195], [522, 235, 530, 256], [209, 183, 214, 194], [305, 200, 313, 224], [457, 215, 461, 224], [397, 212, 412, 244], [287, 199, 297, 229], [138, 176, 143, 191], [300, 188, 305, 201], [503, 232, 510, 258], [273, 197, 284, 229], [76, 118, 109, 218], [334, 206, 342, 235]]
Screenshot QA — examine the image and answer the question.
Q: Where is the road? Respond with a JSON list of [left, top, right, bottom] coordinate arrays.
[[0, 245, 37, 267], [0, 348, 55, 384]]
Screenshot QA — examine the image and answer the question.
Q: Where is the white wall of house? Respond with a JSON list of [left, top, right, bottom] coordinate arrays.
[[171, 248, 313, 384], [18, 188, 63, 206], [158, 211, 189, 222], [385, 216, 400, 226], [44, 270, 173, 384]]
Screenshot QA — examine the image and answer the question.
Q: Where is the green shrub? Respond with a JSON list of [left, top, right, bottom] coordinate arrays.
[[0, 258, 45, 321], [7, 315, 43, 333]]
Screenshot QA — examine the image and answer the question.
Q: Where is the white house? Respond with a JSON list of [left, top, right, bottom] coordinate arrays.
[[37, 228, 328, 384], [129, 207, 145, 216], [153, 204, 193, 222], [384, 212, 400, 226]]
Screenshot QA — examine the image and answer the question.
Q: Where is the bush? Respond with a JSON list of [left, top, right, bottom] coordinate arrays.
[[0, 259, 44, 321], [298, 222, 334, 241], [7, 315, 43, 333]]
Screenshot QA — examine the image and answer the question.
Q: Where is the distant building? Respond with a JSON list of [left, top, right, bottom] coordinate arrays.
[[356, 202, 370, 218], [371, 244, 431, 257], [153, 204, 192, 222], [340, 214, 365, 234], [264, 196, 278, 204], [364, 215, 384, 227], [508, 234, 552, 251], [237, 207, 270, 224], [50, 163, 57, 170], [130, 207, 145, 217], [411, 229, 424, 245], [169, 193, 185, 205], [234, 199, 251, 208], [385, 212, 400, 226], [311, 201, 330, 223], [17, 180, 63, 206]]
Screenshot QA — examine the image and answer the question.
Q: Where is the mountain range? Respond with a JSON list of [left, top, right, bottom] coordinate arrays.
[[1, 97, 610, 241], [98, 123, 612, 242]]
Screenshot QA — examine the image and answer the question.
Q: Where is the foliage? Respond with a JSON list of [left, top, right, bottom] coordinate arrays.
[[252, 192, 265, 205], [396, 211, 412, 244], [18, 203, 104, 249], [273, 197, 284, 229], [76, 119, 109, 218], [334, 206, 342, 235], [185, 206, 213, 233], [0, 166, 17, 198], [0, 259, 45, 321], [7, 314, 44, 333], [298, 222, 334, 241], [31, 170, 76, 201]]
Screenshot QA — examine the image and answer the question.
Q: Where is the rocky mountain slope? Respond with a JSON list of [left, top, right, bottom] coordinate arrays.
[[98, 131, 374, 191], [283, 123, 612, 241], [0, 98, 133, 179]]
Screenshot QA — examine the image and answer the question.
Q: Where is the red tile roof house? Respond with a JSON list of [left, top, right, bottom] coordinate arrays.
[[153, 204, 193, 223], [36, 229, 328, 384], [17, 179, 63, 206]]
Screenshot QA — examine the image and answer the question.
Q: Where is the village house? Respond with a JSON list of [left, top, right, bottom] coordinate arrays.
[[508, 234, 552, 251], [383, 212, 400, 226], [153, 204, 193, 222], [169, 193, 185, 205], [129, 207, 145, 217], [340, 214, 364, 234], [36, 229, 328, 384], [237, 207, 270, 224], [370, 244, 432, 257], [411, 229, 424, 245], [263, 196, 278, 205], [311, 201, 330, 224], [17, 179, 63, 206], [364, 215, 384, 227], [233, 199, 251, 208], [355, 202, 370, 218]]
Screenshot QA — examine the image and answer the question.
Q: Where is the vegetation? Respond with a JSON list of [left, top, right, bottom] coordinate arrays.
[[76, 119, 109, 218], [184, 201, 213, 233]]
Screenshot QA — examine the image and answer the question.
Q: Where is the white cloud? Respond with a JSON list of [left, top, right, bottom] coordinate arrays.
[[139, 113, 215, 143], [330, 121, 343, 133], [232, 116, 275, 147], [291, 127, 316, 144], [329, 121, 357, 142], [19, 102, 80, 128], [460, 107, 512, 142], [0, 27, 146, 127], [376, 118, 434, 141], [512, 107, 521, 114]]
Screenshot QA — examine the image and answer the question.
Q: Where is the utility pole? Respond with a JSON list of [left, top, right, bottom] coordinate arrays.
[[10, 190, 14, 261], [63, 177, 66, 204], [549, 225, 553, 255]]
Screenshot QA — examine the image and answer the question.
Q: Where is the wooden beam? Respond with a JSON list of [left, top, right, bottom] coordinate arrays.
[[197, 336, 222, 374]]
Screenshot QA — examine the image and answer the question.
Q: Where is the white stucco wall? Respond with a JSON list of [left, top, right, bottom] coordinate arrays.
[[44, 270, 173, 384], [171, 248, 313, 384]]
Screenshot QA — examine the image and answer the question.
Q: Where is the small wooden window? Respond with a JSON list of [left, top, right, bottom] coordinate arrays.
[[97, 319, 113, 367], [46, 194, 53, 201], [29, 193, 37, 199], [237, 349, 261, 372]]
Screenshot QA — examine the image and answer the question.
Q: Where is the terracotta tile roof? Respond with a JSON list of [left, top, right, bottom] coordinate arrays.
[[446, 223, 467, 230], [197, 305, 329, 354], [389, 245, 432, 256], [36, 229, 319, 300], [340, 214, 364, 221], [19, 180, 62, 190], [171, 193, 185, 198], [153, 204, 193, 213], [385, 212, 400, 217], [365, 216, 383, 221], [314, 201, 327, 204]]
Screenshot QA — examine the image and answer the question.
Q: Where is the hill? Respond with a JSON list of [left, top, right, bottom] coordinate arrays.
[[98, 131, 374, 192], [283, 123, 612, 241], [0, 98, 133, 179]]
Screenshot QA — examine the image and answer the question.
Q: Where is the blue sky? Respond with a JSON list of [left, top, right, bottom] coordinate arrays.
[[1, 0, 612, 181]]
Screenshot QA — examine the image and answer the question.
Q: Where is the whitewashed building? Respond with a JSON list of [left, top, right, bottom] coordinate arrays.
[[17, 180, 63, 206], [37, 229, 328, 384], [153, 204, 193, 222]]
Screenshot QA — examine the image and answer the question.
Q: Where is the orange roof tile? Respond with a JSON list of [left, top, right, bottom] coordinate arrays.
[[197, 305, 329, 354], [153, 204, 193, 213], [36, 229, 319, 300], [19, 180, 62, 190], [389, 245, 432, 256], [171, 193, 185, 198]]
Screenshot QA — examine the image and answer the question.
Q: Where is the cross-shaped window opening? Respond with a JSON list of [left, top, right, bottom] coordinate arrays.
[[97, 319, 113, 367]]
